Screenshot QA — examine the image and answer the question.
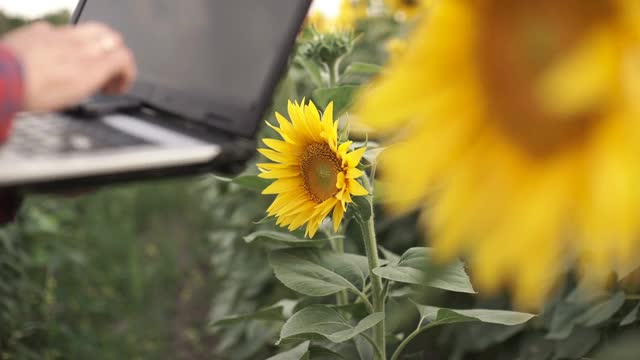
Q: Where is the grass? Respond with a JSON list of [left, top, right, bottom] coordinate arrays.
[[10, 179, 217, 359]]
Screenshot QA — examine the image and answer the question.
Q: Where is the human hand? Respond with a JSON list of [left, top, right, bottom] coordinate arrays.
[[2, 21, 137, 112]]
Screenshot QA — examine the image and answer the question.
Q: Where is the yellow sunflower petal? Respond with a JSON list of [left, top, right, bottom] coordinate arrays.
[[345, 147, 367, 168], [346, 168, 365, 179], [258, 168, 300, 179], [262, 138, 303, 155], [347, 178, 369, 196], [332, 204, 345, 232], [262, 178, 303, 195], [258, 148, 298, 164]]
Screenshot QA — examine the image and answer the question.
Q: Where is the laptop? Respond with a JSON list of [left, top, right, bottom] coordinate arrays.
[[0, 0, 312, 191]]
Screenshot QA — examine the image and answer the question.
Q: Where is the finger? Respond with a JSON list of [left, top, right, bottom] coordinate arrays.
[[93, 47, 138, 95], [70, 22, 124, 56], [102, 74, 127, 95], [72, 22, 122, 43], [107, 48, 136, 93]]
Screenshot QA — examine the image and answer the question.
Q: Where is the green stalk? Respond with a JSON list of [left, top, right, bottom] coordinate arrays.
[[358, 213, 386, 359], [391, 321, 434, 360], [327, 56, 343, 87], [355, 175, 386, 359]]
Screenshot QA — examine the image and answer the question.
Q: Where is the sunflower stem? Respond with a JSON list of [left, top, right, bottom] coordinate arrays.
[[356, 177, 386, 359], [390, 320, 428, 360], [327, 56, 343, 87]]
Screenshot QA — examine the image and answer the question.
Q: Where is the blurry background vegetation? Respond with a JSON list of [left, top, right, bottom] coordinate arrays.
[[1, 6, 640, 360]]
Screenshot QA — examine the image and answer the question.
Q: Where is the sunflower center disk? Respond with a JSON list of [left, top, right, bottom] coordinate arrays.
[[476, 0, 613, 155], [301, 143, 343, 203]]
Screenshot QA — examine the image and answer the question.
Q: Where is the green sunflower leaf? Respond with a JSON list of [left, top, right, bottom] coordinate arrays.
[[344, 62, 383, 76], [414, 303, 535, 330], [554, 327, 601, 360], [312, 86, 360, 116], [278, 305, 384, 344], [269, 248, 370, 296], [210, 299, 298, 327], [266, 341, 310, 360], [308, 345, 348, 359], [244, 230, 333, 249], [593, 329, 640, 360], [377, 245, 401, 265], [372, 247, 476, 293], [573, 290, 626, 327], [620, 303, 640, 326], [351, 195, 372, 222], [219, 175, 272, 192]]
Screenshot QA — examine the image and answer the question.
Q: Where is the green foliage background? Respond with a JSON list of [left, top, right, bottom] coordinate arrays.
[[1, 7, 640, 360]]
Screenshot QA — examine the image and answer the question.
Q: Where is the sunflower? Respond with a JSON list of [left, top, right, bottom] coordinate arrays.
[[356, 0, 640, 308], [385, 37, 408, 63], [307, 0, 368, 33], [258, 100, 369, 238], [385, 0, 429, 19], [334, 0, 369, 31], [307, 11, 332, 33]]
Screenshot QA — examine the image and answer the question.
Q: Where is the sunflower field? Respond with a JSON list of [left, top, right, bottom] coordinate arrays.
[[3, 1, 640, 359]]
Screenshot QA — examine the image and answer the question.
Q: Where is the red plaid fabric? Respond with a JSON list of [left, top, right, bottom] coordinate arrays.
[[0, 45, 24, 144]]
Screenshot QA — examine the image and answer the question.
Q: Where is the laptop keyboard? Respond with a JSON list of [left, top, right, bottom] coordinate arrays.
[[4, 113, 149, 156]]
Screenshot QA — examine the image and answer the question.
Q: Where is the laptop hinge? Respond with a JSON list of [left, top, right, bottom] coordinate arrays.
[[65, 96, 144, 117]]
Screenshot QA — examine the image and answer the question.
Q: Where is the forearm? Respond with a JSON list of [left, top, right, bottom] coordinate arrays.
[[0, 45, 24, 223], [0, 44, 25, 144]]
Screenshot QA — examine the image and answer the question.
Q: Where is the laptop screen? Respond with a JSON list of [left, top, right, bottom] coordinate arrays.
[[76, 0, 310, 136]]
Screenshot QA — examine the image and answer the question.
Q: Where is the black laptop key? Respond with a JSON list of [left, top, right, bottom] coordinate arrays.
[[7, 114, 149, 156]]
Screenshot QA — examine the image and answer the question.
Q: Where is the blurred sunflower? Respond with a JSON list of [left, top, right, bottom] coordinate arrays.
[[385, 0, 429, 19], [307, 11, 332, 33], [308, 0, 368, 32], [335, 0, 368, 30], [385, 37, 408, 63], [258, 100, 369, 238], [356, 0, 640, 308]]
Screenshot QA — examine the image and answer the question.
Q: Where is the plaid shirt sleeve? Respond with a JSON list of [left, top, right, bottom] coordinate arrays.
[[0, 45, 24, 144]]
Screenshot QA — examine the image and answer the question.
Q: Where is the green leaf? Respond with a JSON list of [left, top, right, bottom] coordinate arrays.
[[279, 305, 384, 344], [267, 341, 310, 360], [312, 86, 359, 116], [593, 329, 640, 360], [548, 290, 626, 340], [210, 299, 298, 327], [345, 62, 383, 76], [354, 335, 374, 360], [372, 247, 475, 293], [225, 175, 272, 192], [297, 57, 325, 88], [377, 246, 400, 265], [414, 304, 535, 330], [554, 327, 601, 360], [244, 231, 332, 249], [308, 345, 347, 360], [269, 248, 370, 296], [574, 290, 625, 327], [351, 195, 372, 222], [620, 303, 640, 326], [546, 300, 585, 340]]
